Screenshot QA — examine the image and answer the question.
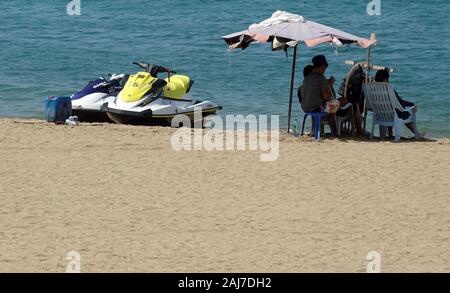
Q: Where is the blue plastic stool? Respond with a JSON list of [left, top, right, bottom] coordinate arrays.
[[301, 112, 328, 140]]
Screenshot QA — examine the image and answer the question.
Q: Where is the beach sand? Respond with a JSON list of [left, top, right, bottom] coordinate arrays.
[[0, 118, 449, 272]]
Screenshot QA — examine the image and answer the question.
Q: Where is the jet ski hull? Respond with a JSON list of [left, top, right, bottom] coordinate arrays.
[[104, 104, 222, 126], [70, 75, 126, 123]]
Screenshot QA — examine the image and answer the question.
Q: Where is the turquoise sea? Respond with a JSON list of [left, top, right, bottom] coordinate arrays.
[[0, 0, 449, 137]]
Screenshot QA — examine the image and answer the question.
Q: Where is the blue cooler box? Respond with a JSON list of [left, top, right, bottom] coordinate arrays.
[[45, 96, 72, 122]]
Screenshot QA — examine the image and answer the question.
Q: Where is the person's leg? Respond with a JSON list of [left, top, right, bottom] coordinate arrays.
[[388, 127, 393, 137], [405, 107, 425, 138], [405, 122, 416, 134], [326, 114, 338, 137], [405, 122, 425, 138], [352, 104, 364, 136]]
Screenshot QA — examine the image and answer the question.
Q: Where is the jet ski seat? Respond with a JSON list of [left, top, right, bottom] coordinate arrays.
[[163, 75, 192, 99]]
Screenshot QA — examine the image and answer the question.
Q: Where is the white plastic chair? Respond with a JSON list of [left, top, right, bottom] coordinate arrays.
[[362, 82, 418, 142]]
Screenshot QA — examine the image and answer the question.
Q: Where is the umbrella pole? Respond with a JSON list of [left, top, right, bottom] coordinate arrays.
[[363, 46, 372, 131], [287, 45, 298, 132], [365, 46, 372, 82]]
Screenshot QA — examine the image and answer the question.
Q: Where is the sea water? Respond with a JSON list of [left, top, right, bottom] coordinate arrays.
[[0, 0, 449, 137]]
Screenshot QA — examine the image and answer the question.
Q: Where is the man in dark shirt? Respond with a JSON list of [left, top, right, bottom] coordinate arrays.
[[301, 55, 334, 112], [301, 55, 337, 135]]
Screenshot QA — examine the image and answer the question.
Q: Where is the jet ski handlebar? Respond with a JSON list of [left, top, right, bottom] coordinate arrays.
[[132, 62, 176, 76], [133, 61, 151, 70]]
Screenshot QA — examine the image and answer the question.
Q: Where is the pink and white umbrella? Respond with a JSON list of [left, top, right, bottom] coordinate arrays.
[[222, 11, 377, 131]]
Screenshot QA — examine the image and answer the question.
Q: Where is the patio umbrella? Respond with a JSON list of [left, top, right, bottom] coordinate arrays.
[[222, 11, 377, 131]]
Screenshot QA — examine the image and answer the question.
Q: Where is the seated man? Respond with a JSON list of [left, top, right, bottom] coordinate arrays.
[[374, 69, 425, 138], [301, 55, 338, 135]]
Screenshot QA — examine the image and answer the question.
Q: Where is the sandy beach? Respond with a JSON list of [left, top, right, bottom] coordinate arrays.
[[0, 118, 449, 272]]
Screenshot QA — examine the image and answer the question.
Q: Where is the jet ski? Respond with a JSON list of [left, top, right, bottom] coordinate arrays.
[[102, 62, 222, 126], [70, 73, 128, 122]]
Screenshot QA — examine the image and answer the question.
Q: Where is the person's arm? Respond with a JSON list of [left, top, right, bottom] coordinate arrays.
[[395, 90, 415, 108], [297, 85, 303, 103], [323, 90, 331, 101], [320, 76, 332, 101]]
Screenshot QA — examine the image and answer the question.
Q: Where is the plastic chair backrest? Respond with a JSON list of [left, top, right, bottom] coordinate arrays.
[[363, 82, 399, 122]]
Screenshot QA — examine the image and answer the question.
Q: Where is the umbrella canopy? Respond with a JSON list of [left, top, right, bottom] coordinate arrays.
[[223, 11, 376, 50], [222, 11, 377, 131]]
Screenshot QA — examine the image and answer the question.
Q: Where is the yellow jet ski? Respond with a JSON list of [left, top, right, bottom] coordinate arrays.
[[103, 62, 222, 125]]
